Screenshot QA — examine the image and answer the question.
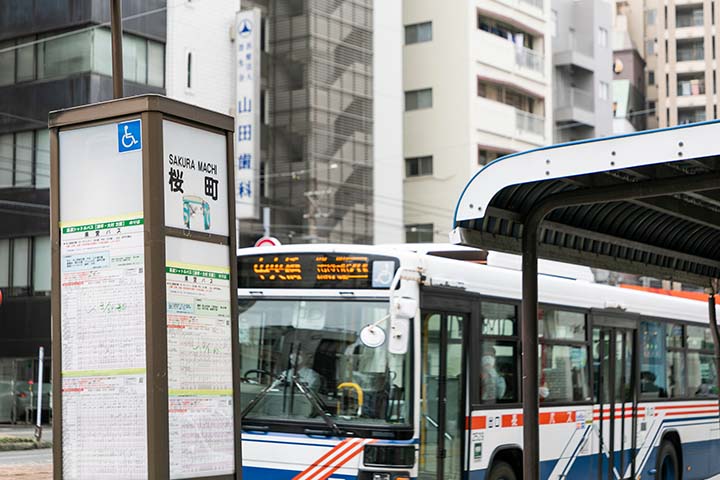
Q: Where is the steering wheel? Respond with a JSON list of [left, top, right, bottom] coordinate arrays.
[[242, 369, 276, 383]]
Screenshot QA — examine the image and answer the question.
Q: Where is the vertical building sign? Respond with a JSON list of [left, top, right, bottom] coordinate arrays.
[[235, 8, 261, 219]]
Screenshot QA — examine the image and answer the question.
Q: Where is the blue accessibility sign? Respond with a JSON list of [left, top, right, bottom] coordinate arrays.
[[117, 119, 142, 153]]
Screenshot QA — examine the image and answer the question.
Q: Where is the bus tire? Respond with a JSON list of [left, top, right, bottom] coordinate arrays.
[[487, 461, 517, 480], [656, 440, 680, 480]]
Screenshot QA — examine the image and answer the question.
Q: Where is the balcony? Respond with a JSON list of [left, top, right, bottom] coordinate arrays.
[[676, 9, 703, 27], [677, 41, 704, 62], [476, 96, 545, 146], [519, 0, 544, 8], [475, 30, 545, 81], [554, 88, 595, 127], [677, 79, 705, 96], [554, 38, 594, 72]]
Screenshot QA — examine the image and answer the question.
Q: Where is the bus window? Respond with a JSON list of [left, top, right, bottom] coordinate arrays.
[[481, 302, 516, 336], [538, 308, 589, 403], [666, 350, 686, 398], [687, 326, 717, 397], [538, 344, 590, 402], [687, 325, 714, 350], [688, 352, 717, 397], [479, 340, 517, 403], [478, 302, 519, 405], [639, 321, 668, 399], [538, 309, 585, 341]]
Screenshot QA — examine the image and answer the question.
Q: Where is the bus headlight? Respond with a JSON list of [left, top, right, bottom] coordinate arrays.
[[363, 445, 415, 468]]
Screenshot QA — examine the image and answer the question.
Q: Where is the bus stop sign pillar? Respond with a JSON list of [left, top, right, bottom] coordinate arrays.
[[49, 95, 241, 479]]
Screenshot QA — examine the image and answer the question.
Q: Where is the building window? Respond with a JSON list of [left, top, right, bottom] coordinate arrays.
[[186, 51, 193, 89], [405, 156, 433, 177], [405, 88, 432, 111], [405, 224, 434, 243], [478, 16, 534, 50], [0, 235, 49, 296], [0, 29, 164, 87], [599, 81, 609, 101], [677, 38, 704, 61], [478, 148, 507, 165], [479, 80, 534, 113], [645, 9, 656, 26], [646, 40, 655, 55], [648, 70, 655, 85], [0, 129, 50, 188], [679, 107, 706, 124], [598, 27, 608, 48], [405, 22, 432, 44]]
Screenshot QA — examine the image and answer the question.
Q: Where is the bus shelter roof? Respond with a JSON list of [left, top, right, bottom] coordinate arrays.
[[451, 120, 720, 287]]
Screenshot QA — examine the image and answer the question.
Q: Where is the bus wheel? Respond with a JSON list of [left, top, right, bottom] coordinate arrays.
[[656, 440, 680, 480], [487, 461, 517, 480]]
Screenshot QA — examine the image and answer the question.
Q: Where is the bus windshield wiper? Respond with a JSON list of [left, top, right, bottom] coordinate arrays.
[[291, 376, 343, 437], [241, 375, 343, 436]]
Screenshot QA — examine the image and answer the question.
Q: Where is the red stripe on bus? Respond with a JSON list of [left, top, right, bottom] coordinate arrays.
[[467, 416, 487, 429]]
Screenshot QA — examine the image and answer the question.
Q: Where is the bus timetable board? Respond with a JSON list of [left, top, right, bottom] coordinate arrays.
[[238, 253, 399, 289]]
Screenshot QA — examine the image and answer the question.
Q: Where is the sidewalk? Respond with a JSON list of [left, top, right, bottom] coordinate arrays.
[[0, 425, 52, 479]]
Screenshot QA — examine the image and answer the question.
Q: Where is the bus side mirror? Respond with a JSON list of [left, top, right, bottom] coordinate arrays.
[[388, 273, 419, 355]]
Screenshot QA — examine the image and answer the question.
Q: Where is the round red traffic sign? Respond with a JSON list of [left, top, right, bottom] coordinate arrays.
[[254, 236, 281, 248]]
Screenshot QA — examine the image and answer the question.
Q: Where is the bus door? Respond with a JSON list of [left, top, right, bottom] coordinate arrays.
[[419, 306, 468, 480], [592, 314, 638, 480]]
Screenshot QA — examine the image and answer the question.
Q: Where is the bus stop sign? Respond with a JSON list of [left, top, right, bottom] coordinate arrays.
[[255, 236, 281, 247]]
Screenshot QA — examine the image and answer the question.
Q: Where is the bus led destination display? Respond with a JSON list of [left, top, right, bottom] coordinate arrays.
[[238, 253, 399, 289]]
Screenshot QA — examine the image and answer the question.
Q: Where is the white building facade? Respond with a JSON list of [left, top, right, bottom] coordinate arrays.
[[403, 0, 553, 243]]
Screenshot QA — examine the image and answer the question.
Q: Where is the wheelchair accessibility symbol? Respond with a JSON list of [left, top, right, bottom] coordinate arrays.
[[117, 120, 142, 153]]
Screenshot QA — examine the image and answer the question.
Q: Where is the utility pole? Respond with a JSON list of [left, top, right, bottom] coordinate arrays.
[[110, 0, 124, 98]]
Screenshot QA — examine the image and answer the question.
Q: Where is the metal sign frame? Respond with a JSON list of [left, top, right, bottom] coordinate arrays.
[[49, 95, 241, 479]]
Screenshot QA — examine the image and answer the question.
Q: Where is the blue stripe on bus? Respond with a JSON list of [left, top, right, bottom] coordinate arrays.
[[242, 466, 418, 480]]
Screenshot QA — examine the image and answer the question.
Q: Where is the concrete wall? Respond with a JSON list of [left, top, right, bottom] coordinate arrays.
[[403, 0, 474, 242], [372, 0, 404, 244], [165, 0, 238, 115]]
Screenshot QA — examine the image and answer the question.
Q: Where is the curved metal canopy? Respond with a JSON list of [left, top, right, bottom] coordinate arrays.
[[451, 120, 720, 286]]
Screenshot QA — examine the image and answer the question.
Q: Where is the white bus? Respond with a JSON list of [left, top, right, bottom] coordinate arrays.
[[237, 244, 720, 480]]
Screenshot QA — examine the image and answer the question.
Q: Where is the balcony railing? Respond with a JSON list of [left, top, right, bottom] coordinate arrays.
[[677, 46, 704, 61], [515, 46, 544, 74], [519, 0, 544, 9], [516, 110, 545, 136], [556, 88, 594, 111], [678, 79, 705, 96], [676, 11, 703, 28]]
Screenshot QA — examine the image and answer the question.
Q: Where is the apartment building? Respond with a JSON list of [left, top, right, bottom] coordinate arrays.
[[403, 0, 552, 243], [552, 0, 614, 142], [644, 0, 719, 128]]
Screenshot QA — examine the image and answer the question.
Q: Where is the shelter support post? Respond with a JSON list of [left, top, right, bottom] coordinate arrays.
[[521, 223, 540, 480], [708, 289, 720, 426]]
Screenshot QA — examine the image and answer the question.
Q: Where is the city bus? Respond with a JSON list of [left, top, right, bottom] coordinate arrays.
[[237, 243, 720, 480]]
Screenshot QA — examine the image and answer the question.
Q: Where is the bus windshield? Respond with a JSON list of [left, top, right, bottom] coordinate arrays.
[[238, 299, 412, 430]]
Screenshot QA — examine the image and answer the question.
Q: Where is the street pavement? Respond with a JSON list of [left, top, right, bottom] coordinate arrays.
[[0, 425, 52, 479]]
